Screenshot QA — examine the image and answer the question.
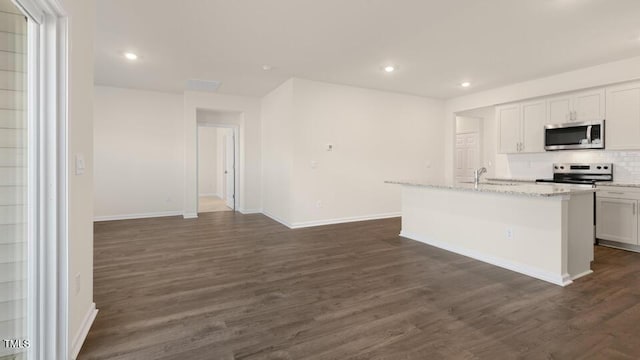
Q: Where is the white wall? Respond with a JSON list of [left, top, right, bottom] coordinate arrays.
[[93, 86, 184, 219], [260, 79, 294, 223], [444, 56, 640, 182], [262, 78, 445, 228], [215, 128, 227, 198], [0, 3, 27, 356], [455, 116, 482, 134], [63, 0, 96, 356], [197, 127, 218, 196], [184, 92, 262, 216]]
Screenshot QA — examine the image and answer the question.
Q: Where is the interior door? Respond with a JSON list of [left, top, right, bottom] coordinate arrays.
[[455, 133, 480, 183], [224, 131, 235, 210]]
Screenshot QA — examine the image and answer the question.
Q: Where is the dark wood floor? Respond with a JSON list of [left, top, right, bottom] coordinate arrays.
[[79, 212, 640, 360]]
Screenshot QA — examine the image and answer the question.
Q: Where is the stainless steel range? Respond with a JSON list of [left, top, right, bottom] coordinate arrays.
[[535, 163, 613, 186], [536, 163, 613, 241]]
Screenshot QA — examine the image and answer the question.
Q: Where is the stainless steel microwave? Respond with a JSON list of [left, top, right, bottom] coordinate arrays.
[[544, 120, 605, 151]]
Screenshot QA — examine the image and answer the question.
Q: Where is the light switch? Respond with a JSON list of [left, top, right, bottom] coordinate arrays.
[[326, 144, 333, 152], [75, 154, 85, 175]]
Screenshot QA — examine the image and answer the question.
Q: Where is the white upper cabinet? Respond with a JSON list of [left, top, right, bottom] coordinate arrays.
[[496, 104, 521, 154], [547, 88, 605, 124], [496, 100, 546, 154], [521, 99, 547, 153], [606, 81, 640, 150], [573, 88, 605, 121], [547, 95, 572, 124]]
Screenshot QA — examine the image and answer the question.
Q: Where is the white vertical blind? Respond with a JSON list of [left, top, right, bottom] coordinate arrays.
[[0, 0, 27, 358]]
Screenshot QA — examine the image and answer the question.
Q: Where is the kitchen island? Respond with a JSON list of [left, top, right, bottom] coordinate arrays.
[[387, 180, 596, 286]]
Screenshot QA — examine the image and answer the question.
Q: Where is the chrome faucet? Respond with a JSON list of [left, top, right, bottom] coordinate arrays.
[[474, 167, 487, 185]]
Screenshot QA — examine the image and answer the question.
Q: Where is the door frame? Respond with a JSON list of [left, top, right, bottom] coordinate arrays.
[[195, 123, 240, 213], [13, 0, 70, 359]]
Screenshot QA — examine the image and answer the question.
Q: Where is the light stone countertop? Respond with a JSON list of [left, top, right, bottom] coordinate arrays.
[[385, 180, 597, 197], [486, 177, 538, 183], [596, 182, 640, 189]]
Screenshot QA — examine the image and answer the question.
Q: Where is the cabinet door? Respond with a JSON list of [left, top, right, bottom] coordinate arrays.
[[547, 95, 572, 124], [606, 81, 640, 150], [573, 88, 605, 122], [596, 197, 638, 245], [521, 100, 547, 153], [496, 104, 521, 154]]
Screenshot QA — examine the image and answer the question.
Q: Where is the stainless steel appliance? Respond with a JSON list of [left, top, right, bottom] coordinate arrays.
[[544, 120, 605, 151], [536, 163, 613, 236], [535, 163, 613, 186]]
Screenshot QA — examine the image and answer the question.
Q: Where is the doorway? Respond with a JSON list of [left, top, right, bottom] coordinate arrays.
[[455, 115, 483, 183], [197, 125, 236, 213], [455, 132, 480, 183]]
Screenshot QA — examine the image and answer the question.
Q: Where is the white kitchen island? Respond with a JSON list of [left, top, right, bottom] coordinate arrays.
[[387, 180, 597, 286]]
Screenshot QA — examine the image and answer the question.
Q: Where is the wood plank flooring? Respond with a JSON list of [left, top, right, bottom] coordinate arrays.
[[79, 212, 640, 359]]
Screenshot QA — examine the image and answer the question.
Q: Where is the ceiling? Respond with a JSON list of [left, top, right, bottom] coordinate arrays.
[[95, 0, 640, 99]]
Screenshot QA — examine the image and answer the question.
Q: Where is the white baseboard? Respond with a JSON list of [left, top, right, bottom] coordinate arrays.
[[262, 211, 401, 229], [238, 208, 262, 214], [262, 211, 293, 228], [94, 211, 182, 222], [183, 212, 198, 219], [400, 231, 572, 287], [290, 212, 401, 229], [571, 269, 593, 281], [71, 302, 98, 359]]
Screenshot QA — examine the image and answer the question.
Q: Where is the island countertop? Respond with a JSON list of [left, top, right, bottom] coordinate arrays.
[[385, 180, 597, 197]]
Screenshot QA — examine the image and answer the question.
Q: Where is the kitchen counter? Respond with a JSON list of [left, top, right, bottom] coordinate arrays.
[[486, 177, 537, 183], [596, 182, 640, 188], [389, 180, 595, 286], [385, 180, 596, 197]]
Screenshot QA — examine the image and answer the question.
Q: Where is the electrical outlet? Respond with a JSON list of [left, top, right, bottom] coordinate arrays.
[[316, 200, 322, 208], [506, 228, 514, 241], [310, 160, 318, 169], [75, 273, 81, 295]]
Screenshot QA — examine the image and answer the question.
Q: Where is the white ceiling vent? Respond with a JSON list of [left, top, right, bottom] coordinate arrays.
[[186, 79, 221, 92]]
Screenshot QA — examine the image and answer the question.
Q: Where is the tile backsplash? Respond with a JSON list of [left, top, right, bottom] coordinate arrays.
[[494, 150, 640, 182]]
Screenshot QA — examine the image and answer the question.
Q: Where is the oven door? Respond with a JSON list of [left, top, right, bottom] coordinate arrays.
[[545, 120, 604, 151]]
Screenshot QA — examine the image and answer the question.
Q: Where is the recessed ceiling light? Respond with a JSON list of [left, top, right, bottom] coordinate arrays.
[[384, 65, 395, 73], [124, 52, 138, 60], [461, 82, 471, 88], [262, 64, 272, 71]]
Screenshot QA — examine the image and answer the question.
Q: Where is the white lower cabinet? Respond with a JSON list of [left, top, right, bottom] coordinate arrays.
[[596, 187, 640, 246]]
